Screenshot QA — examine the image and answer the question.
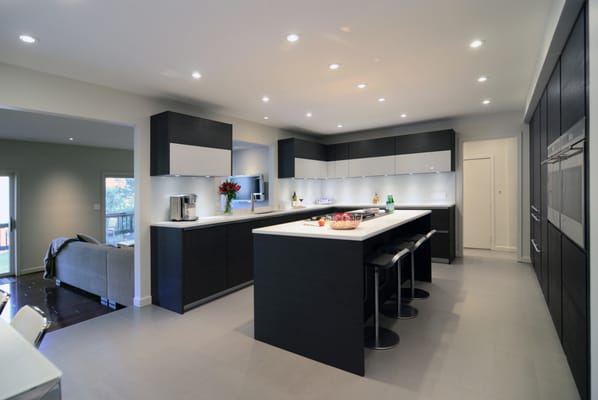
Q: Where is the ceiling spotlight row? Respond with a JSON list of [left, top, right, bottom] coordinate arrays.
[[469, 38, 493, 106]]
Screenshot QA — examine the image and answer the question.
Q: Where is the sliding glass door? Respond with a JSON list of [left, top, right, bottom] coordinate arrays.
[[104, 176, 135, 246], [0, 175, 15, 277]]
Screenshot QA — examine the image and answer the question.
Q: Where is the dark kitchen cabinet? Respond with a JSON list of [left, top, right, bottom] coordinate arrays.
[[547, 62, 561, 145], [560, 8, 586, 134], [539, 92, 549, 300], [278, 138, 328, 178], [150, 111, 232, 176], [547, 223, 562, 338], [348, 137, 396, 159]]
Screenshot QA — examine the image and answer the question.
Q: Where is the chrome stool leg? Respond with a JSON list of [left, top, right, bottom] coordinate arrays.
[[382, 249, 418, 319], [365, 265, 399, 350]]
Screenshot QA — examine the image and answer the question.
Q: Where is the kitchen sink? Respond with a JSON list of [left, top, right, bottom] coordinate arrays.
[[254, 210, 277, 215]]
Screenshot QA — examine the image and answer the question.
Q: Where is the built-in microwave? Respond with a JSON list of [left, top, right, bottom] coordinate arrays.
[[544, 117, 585, 249]]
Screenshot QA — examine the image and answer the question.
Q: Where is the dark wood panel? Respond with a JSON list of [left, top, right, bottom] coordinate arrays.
[[277, 138, 295, 178], [560, 8, 586, 133], [547, 222, 562, 338], [430, 232, 449, 260], [155, 111, 232, 149], [430, 209, 449, 231], [183, 227, 227, 304], [563, 291, 588, 400], [349, 137, 396, 159], [562, 234, 587, 317], [326, 142, 350, 161], [151, 227, 184, 313], [395, 130, 455, 155], [547, 61, 561, 145], [150, 113, 171, 176], [294, 139, 327, 161], [540, 91, 549, 300]]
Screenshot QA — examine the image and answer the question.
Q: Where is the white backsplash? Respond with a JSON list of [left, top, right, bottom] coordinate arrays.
[[278, 172, 455, 206], [151, 176, 221, 220]]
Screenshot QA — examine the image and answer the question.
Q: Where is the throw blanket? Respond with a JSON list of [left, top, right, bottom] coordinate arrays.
[[43, 237, 78, 279]]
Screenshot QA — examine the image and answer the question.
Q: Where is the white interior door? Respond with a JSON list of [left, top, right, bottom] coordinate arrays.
[[463, 157, 492, 249]]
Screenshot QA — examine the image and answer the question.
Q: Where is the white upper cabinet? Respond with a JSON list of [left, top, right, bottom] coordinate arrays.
[[348, 155, 395, 177], [295, 158, 328, 179], [395, 150, 452, 174], [327, 160, 349, 179], [151, 111, 232, 176]]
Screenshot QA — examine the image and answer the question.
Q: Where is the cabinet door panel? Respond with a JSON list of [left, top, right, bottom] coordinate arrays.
[[395, 130, 454, 154], [430, 209, 449, 231], [395, 150, 451, 174], [547, 223, 562, 338], [170, 143, 231, 176], [562, 235, 587, 317], [349, 137, 395, 159], [348, 155, 395, 177], [547, 62, 561, 145], [430, 232, 449, 260], [561, 9, 586, 133], [295, 158, 327, 179], [183, 227, 227, 304], [562, 291, 588, 400]]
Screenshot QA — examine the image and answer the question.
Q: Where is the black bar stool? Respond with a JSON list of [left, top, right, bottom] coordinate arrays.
[[381, 245, 418, 319], [364, 251, 402, 350], [387, 229, 436, 300]]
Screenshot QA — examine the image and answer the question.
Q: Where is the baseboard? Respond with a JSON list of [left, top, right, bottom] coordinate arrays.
[[493, 246, 517, 252], [18, 265, 44, 275], [518, 256, 532, 264], [134, 295, 152, 308]]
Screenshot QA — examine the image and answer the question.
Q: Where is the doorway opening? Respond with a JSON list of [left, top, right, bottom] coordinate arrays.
[[462, 137, 518, 253], [0, 174, 15, 277], [104, 176, 135, 246]]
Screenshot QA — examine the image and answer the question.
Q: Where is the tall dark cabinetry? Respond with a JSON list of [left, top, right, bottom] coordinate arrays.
[[528, 7, 588, 400]]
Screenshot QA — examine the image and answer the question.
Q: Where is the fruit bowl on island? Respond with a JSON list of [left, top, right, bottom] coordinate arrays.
[[329, 213, 362, 230]]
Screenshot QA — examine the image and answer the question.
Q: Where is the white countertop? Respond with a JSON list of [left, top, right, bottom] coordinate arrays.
[[0, 319, 62, 399], [151, 202, 451, 229], [252, 209, 431, 241]]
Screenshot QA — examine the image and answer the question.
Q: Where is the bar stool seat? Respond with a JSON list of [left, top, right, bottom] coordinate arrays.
[[364, 252, 401, 350], [388, 229, 436, 300]]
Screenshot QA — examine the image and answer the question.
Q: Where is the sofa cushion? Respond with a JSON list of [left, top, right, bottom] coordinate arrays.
[[55, 241, 108, 298]]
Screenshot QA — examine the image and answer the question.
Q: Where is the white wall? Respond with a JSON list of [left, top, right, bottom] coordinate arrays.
[[0, 139, 133, 273], [463, 138, 518, 252], [588, 0, 597, 396]]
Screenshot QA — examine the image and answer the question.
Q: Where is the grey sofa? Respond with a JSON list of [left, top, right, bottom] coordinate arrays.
[[54, 241, 134, 307]]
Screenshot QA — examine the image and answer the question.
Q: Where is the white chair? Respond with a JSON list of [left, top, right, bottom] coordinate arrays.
[[10, 305, 51, 348], [0, 288, 9, 314]]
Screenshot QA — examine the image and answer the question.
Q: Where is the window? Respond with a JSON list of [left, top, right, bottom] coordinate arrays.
[[105, 177, 134, 245]]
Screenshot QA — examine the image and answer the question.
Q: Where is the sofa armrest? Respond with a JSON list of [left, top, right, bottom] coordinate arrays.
[[55, 242, 108, 298], [106, 247, 134, 306]]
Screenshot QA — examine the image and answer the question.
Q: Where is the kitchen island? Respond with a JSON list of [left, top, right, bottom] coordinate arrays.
[[252, 209, 432, 376]]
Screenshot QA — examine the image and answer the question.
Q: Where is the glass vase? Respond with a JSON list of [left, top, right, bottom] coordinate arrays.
[[224, 196, 233, 214]]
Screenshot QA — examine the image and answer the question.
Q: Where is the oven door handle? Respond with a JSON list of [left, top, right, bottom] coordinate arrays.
[[531, 205, 539, 213], [531, 239, 541, 254], [531, 213, 540, 222]]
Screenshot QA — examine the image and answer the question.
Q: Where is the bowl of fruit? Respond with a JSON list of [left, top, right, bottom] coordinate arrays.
[[329, 213, 362, 230]]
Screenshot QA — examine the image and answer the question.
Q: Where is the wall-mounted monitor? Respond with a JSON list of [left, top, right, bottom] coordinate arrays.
[[228, 174, 265, 202]]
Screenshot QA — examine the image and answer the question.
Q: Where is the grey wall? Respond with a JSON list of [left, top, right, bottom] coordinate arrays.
[[0, 139, 133, 273]]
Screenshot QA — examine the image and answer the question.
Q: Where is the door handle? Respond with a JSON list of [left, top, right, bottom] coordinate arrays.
[[530, 239, 541, 254], [531, 213, 540, 222], [530, 205, 539, 213]]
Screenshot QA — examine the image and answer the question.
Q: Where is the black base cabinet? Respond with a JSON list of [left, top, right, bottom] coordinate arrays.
[[547, 223, 562, 338]]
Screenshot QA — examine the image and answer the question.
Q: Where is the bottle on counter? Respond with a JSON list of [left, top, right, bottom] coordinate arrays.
[[372, 193, 380, 204], [386, 194, 395, 213], [292, 191, 298, 208]]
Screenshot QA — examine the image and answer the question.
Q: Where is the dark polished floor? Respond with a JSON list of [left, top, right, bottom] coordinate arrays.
[[0, 272, 121, 332]]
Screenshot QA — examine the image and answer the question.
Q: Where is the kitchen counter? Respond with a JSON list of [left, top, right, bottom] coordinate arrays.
[[253, 209, 431, 241]]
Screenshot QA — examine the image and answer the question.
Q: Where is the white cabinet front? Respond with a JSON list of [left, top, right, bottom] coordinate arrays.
[[169, 143, 231, 176], [327, 160, 349, 179], [395, 150, 451, 174], [295, 158, 328, 179], [348, 155, 395, 177]]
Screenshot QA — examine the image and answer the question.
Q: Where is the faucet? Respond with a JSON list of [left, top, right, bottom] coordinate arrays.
[[251, 193, 258, 212]]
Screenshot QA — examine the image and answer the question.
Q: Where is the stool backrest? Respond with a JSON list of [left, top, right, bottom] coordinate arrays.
[[10, 305, 51, 348], [426, 229, 437, 239], [392, 248, 410, 264], [0, 289, 9, 315]]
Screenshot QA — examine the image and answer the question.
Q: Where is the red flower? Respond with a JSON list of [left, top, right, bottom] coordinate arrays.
[[218, 180, 241, 199]]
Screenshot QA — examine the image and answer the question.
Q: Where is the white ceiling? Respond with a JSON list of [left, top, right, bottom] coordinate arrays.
[[0, 0, 555, 135]]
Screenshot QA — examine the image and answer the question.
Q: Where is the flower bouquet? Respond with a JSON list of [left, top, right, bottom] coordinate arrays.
[[219, 180, 241, 214]]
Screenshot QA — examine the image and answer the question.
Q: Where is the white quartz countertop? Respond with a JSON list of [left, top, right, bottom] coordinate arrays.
[[252, 209, 431, 241], [151, 206, 331, 228]]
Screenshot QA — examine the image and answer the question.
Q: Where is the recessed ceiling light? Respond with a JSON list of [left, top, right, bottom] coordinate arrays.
[[306, 112, 312, 118], [286, 33, 299, 42], [263, 116, 269, 120], [357, 83, 367, 89], [191, 71, 202, 79], [68, 137, 74, 141], [261, 96, 270, 103], [482, 99, 491, 105], [469, 39, 484, 49], [400, 113, 407, 118], [19, 34, 36, 44], [340, 26, 351, 33], [377, 97, 386, 102], [477, 75, 488, 83], [328, 63, 340, 70], [337, 124, 343, 128]]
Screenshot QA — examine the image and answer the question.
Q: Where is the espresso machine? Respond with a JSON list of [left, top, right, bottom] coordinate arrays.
[[169, 194, 198, 221]]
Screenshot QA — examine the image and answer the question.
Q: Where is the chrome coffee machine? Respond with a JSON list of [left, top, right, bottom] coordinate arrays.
[[170, 194, 198, 221]]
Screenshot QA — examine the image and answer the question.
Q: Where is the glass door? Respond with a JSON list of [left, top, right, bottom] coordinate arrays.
[[0, 175, 15, 277], [104, 176, 135, 246]]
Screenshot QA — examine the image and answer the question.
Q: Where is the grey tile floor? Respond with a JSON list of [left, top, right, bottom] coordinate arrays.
[[41, 254, 581, 400]]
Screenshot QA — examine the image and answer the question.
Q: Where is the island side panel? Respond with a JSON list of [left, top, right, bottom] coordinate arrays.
[[253, 234, 365, 376]]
